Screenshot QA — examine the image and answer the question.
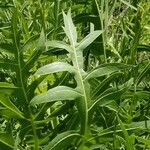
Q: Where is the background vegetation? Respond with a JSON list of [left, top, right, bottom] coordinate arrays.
[[0, 0, 150, 149]]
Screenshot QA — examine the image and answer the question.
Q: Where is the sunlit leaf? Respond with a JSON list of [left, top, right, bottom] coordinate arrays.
[[84, 63, 132, 81], [46, 40, 72, 53], [62, 10, 77, 46], [30, 86, 83, 105], [77, 30, 103, 51], [35, 62, 75, 76]]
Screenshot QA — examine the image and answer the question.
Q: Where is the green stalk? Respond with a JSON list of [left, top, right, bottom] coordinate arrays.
[[72, 48, 88, 135], [30, 114, 39, 150], [12, 8, 39, 150], [94, 0, 107, 63], [53, 0, 60, 39], [129, 11, 141, 64], [38, 0, 46, 32], [54, 0, 60, 29]]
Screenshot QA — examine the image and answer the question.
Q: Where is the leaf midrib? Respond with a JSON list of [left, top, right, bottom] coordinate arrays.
[[65, 14, 76, 47], [72, 46, 88, 135]]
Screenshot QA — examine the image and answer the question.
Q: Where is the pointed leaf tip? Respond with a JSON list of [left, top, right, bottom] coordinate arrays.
[[77, 30, 103, 51], [62, 10, 77, 46]]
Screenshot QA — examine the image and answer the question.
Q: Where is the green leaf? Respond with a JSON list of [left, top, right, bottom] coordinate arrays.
[[135, 91, 150, 100], [78, 145, 91, 150], [50, 103, 73, 117], [0, 58, 17, 71], [46, 40, 72, 53], [20, 34, 39, 53], [120, 0, 137, 10], [35, 62, 75, 76], [91, 72, 123, 100], [0, 82, 18, 94], [136, 136, 150, 148], [0, 109, 23, 119], [137, 44, 150, 52], [122, 91, 150, 100], [76, 97, 88, 135], [76, 30, 103, 51], [0, 94, 24, 119], [30, 86, 83, 105], [88, 123, 145, 142], [24, 29, 45, 71], [12, 7, 20, 52], [0, 43, 15, 54], [129, 120, 150, 130], [89, 88, 125, 114], [84, 63, 132, 81], [27, 76, 46, 99], [62, 10, 77, 46], [0, 132, 14, 149], [118, 116, 135, 150], [89, 78, 133, 114], [135, 62, 150, 85], [44, 131, 80, 150]]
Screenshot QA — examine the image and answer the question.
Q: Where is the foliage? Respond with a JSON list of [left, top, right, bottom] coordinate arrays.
[[0, 0, 150, 149]]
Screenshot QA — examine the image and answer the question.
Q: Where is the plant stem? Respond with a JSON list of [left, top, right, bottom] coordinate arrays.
[[12, 9, 39, 150], [30, 113, 39, 150], [72, 48, 88, 135], [94, 0, 107, 63]]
